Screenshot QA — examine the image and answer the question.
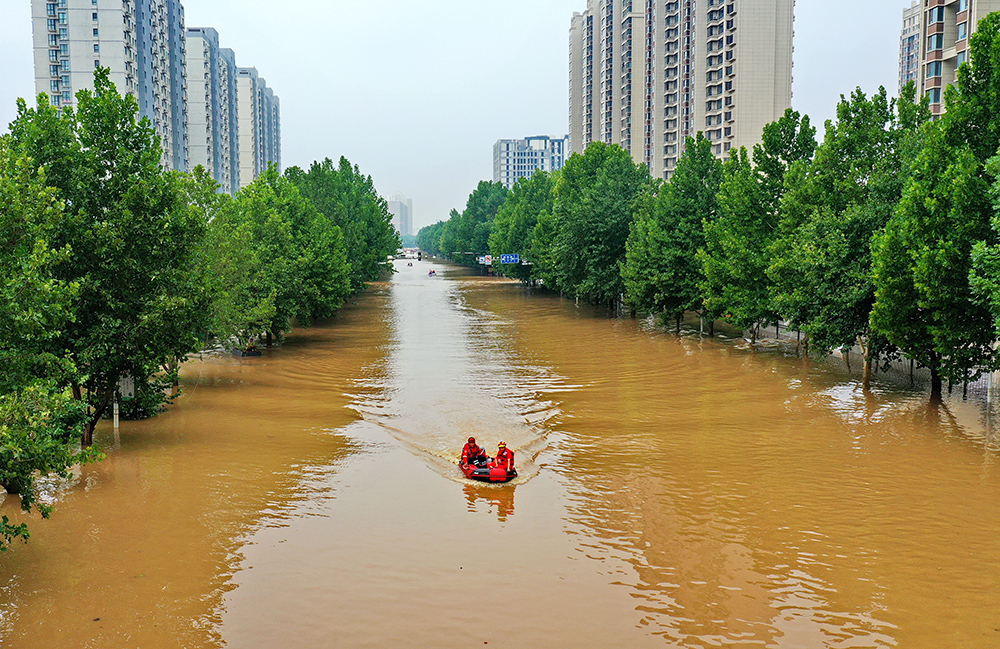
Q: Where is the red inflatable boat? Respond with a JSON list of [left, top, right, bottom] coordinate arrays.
[[460, 459, 517, 483]]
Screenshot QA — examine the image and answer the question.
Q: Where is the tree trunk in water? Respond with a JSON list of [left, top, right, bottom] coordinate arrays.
[[862, 357, 873, 391], [708, 320, 715, 338], [930, 365, 943, 403], [675, 313, 682, 335], [266, 330, 273, 347]]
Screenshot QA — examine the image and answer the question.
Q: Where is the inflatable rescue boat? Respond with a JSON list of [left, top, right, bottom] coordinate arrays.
[[460, 459, 517, 483]]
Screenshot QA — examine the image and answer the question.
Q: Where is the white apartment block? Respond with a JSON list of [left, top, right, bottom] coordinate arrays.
[[31, 0, 189, 171], [237, 67, 281, 188], [387, 193, 413, 236], [902, 0, 1000, 117], [493, 135, 568, 189], [569, 0, 794, 179], [186, 28, 239, 194]]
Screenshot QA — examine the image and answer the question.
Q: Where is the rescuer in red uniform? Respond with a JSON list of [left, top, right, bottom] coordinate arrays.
[[492, 441, 514, 474], [462, 437, 486, 466]]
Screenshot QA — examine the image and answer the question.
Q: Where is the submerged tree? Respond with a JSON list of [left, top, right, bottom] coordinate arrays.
[[553, 142, 650, 305], [700, 109, 816, 343], [489, 171, 556, 282], [7, 69, 208, 446], [622, 134, 719, 326]]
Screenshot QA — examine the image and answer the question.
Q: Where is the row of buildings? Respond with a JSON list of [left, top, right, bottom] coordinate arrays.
[[30, 0, 280, 193], [493, 0, 794, 187], [899, 0, 1000, 117], [498, 1, 999, 189]]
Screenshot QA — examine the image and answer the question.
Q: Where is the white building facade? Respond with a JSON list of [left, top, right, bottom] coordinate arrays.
[[185, 27, 240, 194], [493, 135, 568, 189], [31, 0, 189, 170], [31, 0, 279, 185], [237, 67, 281, 188], [569, 0, 794, 178]]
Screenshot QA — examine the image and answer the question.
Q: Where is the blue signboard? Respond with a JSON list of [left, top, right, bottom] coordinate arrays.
[[500, 254, 520, 264]]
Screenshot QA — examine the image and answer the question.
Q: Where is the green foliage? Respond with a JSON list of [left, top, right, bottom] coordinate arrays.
[[435, 181, 509, 265], [550, 142, 650, 304], [769, 88, 923, 366], [488, 171, 556, 282], [871, 125, 996, 395], [622, 135, 717, 315], [7, 69, 209, 444], [286, 157, 399, 291], [0, 136, 99, 551]]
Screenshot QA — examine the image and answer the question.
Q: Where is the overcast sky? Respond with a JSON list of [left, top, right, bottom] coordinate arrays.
[[0, 0, 915, 231]]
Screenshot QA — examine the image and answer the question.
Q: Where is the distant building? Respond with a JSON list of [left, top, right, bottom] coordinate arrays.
[[387, 193, 413, 236], [185, 28, 240, 194], [31, 0, 189, 170], [31, 0, 279, 183], [569, 0, 794, 179], [237, 67, 281, 187], [900, 2, 922, 92], [493, 135, 568, 189], [902, 0, 1000, 118]]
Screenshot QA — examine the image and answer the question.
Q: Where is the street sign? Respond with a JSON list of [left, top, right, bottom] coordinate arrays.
[[500, 254, 520, 264], [477, 256, 486, 265], [484, 255, 492, 265]]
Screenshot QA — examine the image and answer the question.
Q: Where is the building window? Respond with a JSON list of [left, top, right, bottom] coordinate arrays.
[[62, 91, 71, 102], [94, 59, 100, 68], [928, 7, 944, 23], [928, 34, 944, 51], [47, 18, 57, 30], [927, 88, 942, 104], [927, 61, 942, 77], [93, 43, 100, 53], [959, 0, 968, 10], [50, 80, 60, 93], [57, 11, 66, 24], [49, 64, 59, 76], [60, 60, 69, 71], [958, 22, 968, 41], [957, 50, 968, 67], [46, 3, 56, 16], [93, 28, 99, 37], [48, 34, 57, 46], [49, 49, 59, 62], [92, 12, 98, 20]]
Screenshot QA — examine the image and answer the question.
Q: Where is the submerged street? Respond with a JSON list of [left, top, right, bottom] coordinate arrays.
[[1, 259, 999, 648]]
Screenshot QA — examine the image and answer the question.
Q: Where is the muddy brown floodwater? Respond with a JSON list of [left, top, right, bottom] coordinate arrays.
[[1, 259, 999, 648]]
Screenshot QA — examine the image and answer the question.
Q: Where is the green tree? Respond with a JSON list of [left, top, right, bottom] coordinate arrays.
[[871, 126, 995, 400], [286, 157, 398, 292], [621, 135, 717, 323], [768, 88, 925, 386], [489, 171, 556, 282], [437, 181, 508, 265], [0, 137, 100, 549], [8, 70, 208, 446], [552, 142, 650, 304]]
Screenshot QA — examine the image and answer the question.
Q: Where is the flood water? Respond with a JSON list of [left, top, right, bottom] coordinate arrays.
[[2, 259, 999, 648]]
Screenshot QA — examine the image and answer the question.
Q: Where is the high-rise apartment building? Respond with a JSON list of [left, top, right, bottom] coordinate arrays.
[[387, 193, 413, 237], [31, 0, 280, 181], [900, 2, 923, 92], [493, 135, 568, 189], [903, 0, 1000, 117], [185, 28, 240, 194], [569, 0, 794, 179], [31, 0, 188, 170], [237, 67, 281, 188]]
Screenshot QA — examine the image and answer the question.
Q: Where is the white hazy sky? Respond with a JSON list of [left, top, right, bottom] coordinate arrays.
[[0, 0, 915, 231]]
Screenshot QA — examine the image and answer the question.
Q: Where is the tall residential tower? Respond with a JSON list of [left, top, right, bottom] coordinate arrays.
[[31, 0, 189, 170], [902, 0, 1000, 117], [569, 0, 794, 178]]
